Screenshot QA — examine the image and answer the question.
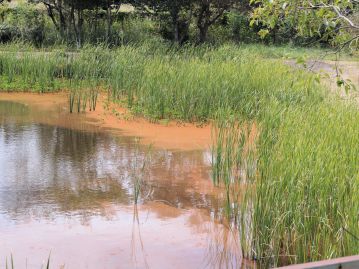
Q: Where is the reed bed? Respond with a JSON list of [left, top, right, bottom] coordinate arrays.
[[248, 101, 359, 266], [212, 99, 359, 267], [211, 111, 258, 218], [0, 43, 358, 267], [0, 44, 322, 120]]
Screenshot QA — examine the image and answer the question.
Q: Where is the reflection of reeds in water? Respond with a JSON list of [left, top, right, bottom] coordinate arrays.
[[211, 113, 259, 266], [5, 254, 51, 269], [131, 205, 150, 269], [211, 111, 257, 219], [5, 255, 14, 269], [204, 221, 244, 269], [131, 145, 153, 205]]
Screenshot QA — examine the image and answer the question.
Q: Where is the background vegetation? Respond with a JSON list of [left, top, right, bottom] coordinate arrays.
[[0, 0, 357, 50]]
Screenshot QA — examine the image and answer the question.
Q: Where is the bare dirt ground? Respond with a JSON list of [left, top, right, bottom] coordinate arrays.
[[307, 60, 358, 88], [286, 59, 359, 103]]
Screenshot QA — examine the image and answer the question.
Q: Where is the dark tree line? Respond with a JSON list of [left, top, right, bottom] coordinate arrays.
[[132, 0, 247, 43], [21, 0, 246, 46], [0, 0, 357, 49], [28, 0, 122, 47]]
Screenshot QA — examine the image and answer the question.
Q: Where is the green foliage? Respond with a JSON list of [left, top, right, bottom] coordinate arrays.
[[206, 43, 359, 268], [228, 12, 259, 43], [120, 16, 160, 45], [0, 0, 355, 47], [250, 0, 359, 49], [0, 2, 45, 46], [213, 89, 359, 267]]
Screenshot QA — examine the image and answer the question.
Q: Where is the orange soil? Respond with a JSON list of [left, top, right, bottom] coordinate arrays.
[[0, 92, 211, 151]]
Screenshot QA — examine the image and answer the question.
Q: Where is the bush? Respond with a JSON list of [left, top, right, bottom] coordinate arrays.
[[228, 12, 259, 43], [0, 3, 45, 46]]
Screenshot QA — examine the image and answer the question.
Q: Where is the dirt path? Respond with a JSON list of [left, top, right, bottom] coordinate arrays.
[[286, 59, 359, 103], [307, 60, 358, 88]]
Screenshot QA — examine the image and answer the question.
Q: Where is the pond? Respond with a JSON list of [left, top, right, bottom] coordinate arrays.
[[0, 100, 250, 268]]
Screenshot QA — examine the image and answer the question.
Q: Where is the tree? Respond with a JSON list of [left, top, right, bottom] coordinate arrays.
[[250, 0, 359, 50], [92, 0, 122, 43], [29, 0, 69, 40], [251, 0, 358, 91], [29, 0, 123, 47], [131, 0, 192, 43], [194, 0, 239, 43], [132, 0, 241, 43]]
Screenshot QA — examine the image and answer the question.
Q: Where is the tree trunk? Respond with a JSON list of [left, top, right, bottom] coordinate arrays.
[[46, 5, 59, 32], [106, 1, 112, 44], [43, 0, 67, 41], [196, 1, 227, 44], [198, 25, 208, 43], [168, 5, 180, 43], [175, 23, 180, 43], [196, 2, 212, 44], [77, 9, 84, 47], [70, 6, 81, 48], [58, 0, 67, 39], [94, 8, 99, 42]]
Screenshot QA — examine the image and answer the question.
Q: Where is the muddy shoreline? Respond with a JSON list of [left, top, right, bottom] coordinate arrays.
[[0, 92, 212, 151]]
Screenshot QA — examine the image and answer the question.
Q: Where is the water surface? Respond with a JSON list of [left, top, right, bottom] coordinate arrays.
[[0, 100, 246, 268]]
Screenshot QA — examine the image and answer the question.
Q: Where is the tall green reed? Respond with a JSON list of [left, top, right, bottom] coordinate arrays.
[[0, 43, 320, 120], [212, 97, 359, 267], [248, 100, 359, 267], [211, 110, 257, 218], [130, 145, 152, 205]]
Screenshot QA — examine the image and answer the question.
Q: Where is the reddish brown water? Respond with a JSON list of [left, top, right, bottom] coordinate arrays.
[[0, 100, 251, 269]]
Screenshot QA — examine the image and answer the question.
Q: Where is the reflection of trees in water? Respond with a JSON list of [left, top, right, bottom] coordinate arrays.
[[0, 122, 131, 219], [141, 150, 228, 222], [1, 102, 248, 268], [0, 117, 226, 222], [0, 102, 31, 144], [0, 101, 229, 231]]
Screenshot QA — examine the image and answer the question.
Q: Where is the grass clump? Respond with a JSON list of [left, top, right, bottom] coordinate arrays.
[[249, 101, 359, 266], [212, 97, 359, 267]]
